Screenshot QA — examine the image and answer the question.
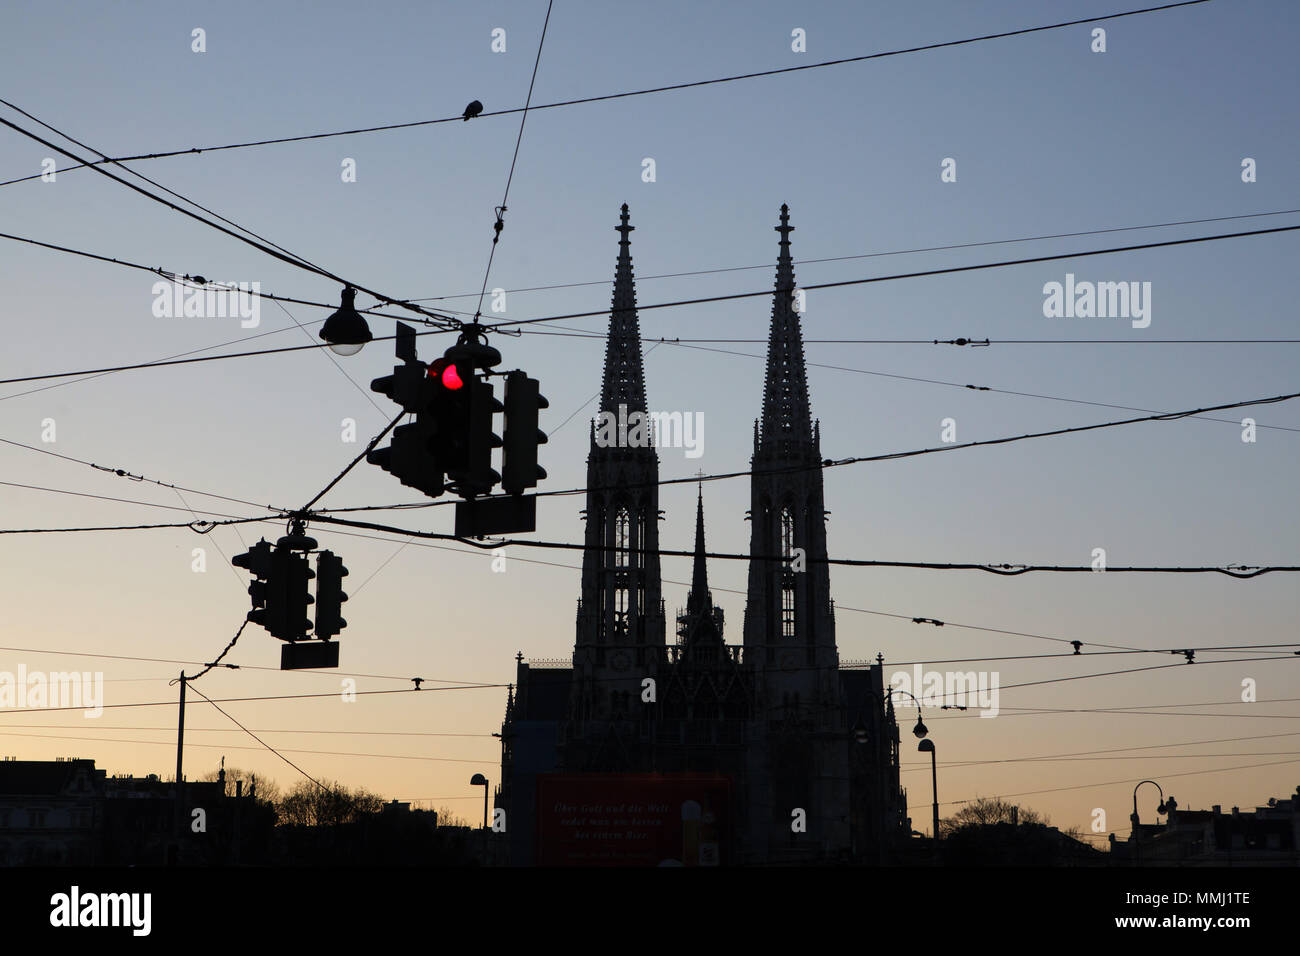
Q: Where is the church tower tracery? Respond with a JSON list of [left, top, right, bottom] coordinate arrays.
[[570, 204, 665, 726]]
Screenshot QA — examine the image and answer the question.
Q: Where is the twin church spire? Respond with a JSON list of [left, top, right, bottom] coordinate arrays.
[[574, 203, 834, 716]]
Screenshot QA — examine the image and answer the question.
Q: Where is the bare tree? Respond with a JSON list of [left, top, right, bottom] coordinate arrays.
[[275, 778, 384, 827], [198, 766, 280, 804], [939, 796, 1048, 836], [435, 805, 471, 828]]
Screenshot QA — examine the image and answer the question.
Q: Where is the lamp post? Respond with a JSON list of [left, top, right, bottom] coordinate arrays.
[[1131, 779, 1168, 865], [918, 738, 939, 842], [470, 773, 489, 831]]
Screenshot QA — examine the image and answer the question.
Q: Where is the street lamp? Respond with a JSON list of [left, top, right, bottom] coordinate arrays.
[[886, 687, 929, 739], [319, 286, 373, 355], [918, 738, 940, 841], [1132, 779, 1168, 826], [1131, 779, 1168, 865], [470, 773, 489, 831]]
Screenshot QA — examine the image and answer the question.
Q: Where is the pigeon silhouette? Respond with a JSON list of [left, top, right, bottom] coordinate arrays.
[[462, 100, 483, 121]]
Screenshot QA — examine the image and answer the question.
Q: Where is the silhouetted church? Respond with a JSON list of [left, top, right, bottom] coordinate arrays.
[[496, 204, 908, 865]]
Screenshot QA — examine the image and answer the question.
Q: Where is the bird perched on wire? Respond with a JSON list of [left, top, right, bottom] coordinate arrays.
[[462, 100, 483, 121]]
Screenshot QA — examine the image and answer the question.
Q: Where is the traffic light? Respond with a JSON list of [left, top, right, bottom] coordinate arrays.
[[233, 539, 277, 631], [314, 550, 349, 639], [282, 549, 316, 641], [463, 373, 503, 495], [426, 356, 471, 474], [501, 370, 548, 494], [368, 361, 445, 497], [233, 537, 315, 641], [428, 358, 501, 496]]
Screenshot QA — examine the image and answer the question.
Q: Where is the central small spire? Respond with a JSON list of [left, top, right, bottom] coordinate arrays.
[[687, 483, 711, 616]]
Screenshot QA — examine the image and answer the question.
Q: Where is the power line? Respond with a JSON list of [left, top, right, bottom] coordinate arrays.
[[483, 221, 1300, 331], [0, 2, 1209, 183], [0, 515, 268, 535], [0, 97, 336, 282], [0, 104, 457, 329], [0, 724, 494, 738], [7, 220, 1299, 388], [934, 755, 1300, 810], [0, 644, 499, 686], [0, 231, 430, 325], [415, 205, 1300, 303], [0, 684, 508, 718], [628, 334, 1300, 435], [0, 433, 290, 511], [0, 728, 494, 765], [0, 478, 258, 521], [185, 681, 332, 793], [470, 0, 554, 322]]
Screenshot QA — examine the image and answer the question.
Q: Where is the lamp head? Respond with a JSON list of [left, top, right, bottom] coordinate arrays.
[[320, 286, 373, 355]]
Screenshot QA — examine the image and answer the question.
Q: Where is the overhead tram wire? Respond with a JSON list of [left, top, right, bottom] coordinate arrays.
[[0, 643, 501, 686], [519, 321, 1300, 434], [469, 0, 554, 324], [482, 221, 1300, 332], [6, 221, 1300, 389], [4, 386, 1299, 567], [0, 729, 498, 766], [0, 437, 289, 511], [0, 96, 335, 280], [0, 231, 423, 325], [0, 684, 510, 717], [0, 2, 1209, 185], [275, 521, 1277, 658], [0, 107, 459, 331], [416, 204, 1300, 304], [301, 385, 1300, 511], [185, 681, 333, 793]]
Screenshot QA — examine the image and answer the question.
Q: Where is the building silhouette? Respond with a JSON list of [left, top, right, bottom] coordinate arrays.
[[1111, 788, 1300, 866], [495, 205, 908, 865]]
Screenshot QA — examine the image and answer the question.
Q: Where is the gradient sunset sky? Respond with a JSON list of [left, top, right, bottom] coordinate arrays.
[[1, 0, 1298, 842]]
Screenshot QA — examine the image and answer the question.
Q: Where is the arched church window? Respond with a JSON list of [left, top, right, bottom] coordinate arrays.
[[780, 506, 796, 638]]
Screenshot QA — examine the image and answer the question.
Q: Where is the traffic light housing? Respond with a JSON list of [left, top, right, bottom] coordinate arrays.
[[282, 549, 316, 641], [368, 361, 445, 497], [233, 538, 314, 642], [314, 550, 349, 639], [501, 370, 548, 494], [233, 539, 278, 632], [428, 358, 501, 496]]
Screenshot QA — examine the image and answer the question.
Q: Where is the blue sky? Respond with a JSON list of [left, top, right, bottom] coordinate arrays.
[[1, 0, 1297, 837]]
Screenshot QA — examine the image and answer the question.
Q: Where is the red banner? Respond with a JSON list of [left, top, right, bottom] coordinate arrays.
[[535, 774, 731, 866]]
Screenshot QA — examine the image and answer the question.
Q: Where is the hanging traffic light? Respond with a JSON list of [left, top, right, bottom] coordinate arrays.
[[501, 370, 548, 494], [232, 539, 277, 632], [314, 550, 349, 639], [368, 360, 445, 497], [234, 535, 315, 642], [462, 373, 503, 495], [282, 549, 316, 641], [427, 356, 471, 477]]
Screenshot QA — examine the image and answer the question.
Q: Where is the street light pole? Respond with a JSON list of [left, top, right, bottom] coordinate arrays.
[[918, 738, 939, 841]]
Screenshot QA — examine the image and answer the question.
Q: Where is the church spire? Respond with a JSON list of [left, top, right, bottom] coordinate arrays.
[[686, 483, 711, 617], [600, 203, 649, 415], [758, 204, 813, 459]]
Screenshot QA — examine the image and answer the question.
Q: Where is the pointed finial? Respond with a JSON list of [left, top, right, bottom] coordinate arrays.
[[776, 204, 794, 243], [617, 204, 634, 243]]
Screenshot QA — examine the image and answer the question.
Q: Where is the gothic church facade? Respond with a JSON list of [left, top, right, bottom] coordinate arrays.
[[496, 205, 907, 865]]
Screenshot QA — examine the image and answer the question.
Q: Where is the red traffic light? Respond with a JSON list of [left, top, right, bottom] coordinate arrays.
[[428, 359, 465, 391]]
